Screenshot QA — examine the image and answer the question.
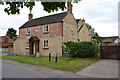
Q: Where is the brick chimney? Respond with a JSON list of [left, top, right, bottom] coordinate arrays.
[[67, 3, 73, 14], [28, 12, 33, 20]]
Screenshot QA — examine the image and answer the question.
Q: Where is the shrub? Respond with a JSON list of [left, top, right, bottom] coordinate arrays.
[[2, 44, 13, 48], [118, 42, 120, 46], [64, 41, 100, 58]]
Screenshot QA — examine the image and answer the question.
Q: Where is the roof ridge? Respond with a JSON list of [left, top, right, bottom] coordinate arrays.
[[30, 11, 68, 21], [20, 11, 69, 29]]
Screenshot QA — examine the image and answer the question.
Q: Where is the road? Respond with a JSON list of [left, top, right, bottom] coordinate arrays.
[[2, 60, 87, 78]]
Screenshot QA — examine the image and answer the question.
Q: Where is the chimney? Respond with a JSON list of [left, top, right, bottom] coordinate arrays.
[[82, 18, 85, 25], [28, 12, 33, 20], [67, 3, 73, 14]]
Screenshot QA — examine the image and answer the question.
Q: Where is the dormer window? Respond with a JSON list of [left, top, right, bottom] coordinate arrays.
[[43, 25, 49, 33], [26, 28, 30, 36]]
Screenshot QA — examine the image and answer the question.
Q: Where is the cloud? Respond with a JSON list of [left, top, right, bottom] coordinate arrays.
[[0, 0, 118, 37]]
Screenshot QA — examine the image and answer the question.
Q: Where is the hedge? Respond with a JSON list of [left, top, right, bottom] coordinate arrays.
[[2, 44, 13, 48], [64, 41, 100, 58]]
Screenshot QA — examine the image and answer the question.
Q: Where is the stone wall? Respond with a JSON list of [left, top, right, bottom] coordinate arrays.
[[39, 37, 63, 57], [14, 39, 29, 55], [78, 20, 90, 41], [63, 13, 78, 42]]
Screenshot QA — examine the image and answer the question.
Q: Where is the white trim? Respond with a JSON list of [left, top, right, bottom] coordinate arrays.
[[26, 28, 31, 35], [43, 25, 49, 33], [43, 40, 49, 48], [26, 41, 29, 48]]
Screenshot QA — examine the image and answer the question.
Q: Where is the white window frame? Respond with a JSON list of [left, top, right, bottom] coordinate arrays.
[[43, 40, 48, 48], [26, 28, 30, 35], [43, 25, 49, 33], [26, 41, 29, 48]]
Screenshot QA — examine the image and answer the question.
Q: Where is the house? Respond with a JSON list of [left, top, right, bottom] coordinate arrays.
[[14, 3, 90, 56], [76, 19, 90, 41], [101, 36, 119, 46], [0, 36, 13, 48]]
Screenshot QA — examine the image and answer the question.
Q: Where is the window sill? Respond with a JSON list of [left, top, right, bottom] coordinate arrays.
[[26, 47, 29, 49], [43, 47, 49, 49], [43, 32, 49, 34], [26, 34, 30, 36]]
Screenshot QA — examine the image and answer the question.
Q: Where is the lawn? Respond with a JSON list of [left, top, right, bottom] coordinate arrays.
[[2, 55, 99, 72]]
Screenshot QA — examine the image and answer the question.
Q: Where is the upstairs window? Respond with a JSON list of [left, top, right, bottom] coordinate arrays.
[[26, 28, 30, 35], [43, 40, 48, 48], [43, 25, 49, 33], [5, 38, 8, 42]]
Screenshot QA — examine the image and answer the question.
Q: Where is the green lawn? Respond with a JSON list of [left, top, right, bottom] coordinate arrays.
[[2, 55, 99, 72]]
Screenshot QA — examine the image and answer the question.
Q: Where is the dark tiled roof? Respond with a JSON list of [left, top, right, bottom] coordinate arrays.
[[101, 36, 119, 39], [19, 12, 69, 29], [29, 36, 40, 41], [76, 19, 80, 24], [102, 36, 119, 42]]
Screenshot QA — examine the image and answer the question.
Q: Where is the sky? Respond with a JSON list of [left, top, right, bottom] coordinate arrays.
[[0, 0, 119, 37]]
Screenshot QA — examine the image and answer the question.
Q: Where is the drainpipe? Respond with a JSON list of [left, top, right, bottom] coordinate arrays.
[[62, 22, 64, 54], [77, 24, 79, 41]]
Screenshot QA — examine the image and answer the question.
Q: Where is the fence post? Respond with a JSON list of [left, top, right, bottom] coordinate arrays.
[[49, 52, 51, 62]]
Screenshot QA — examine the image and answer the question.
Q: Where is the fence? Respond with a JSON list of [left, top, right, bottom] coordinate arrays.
[[0, 46, 14, 55], [100, 45, 120, 60], [1, 48, 8, 55]]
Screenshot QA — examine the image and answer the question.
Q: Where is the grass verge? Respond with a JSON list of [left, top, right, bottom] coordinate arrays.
[[2, 55, 99, 72]]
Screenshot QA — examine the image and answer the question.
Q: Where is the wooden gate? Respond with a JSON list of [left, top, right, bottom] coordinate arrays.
[[100, 46, 120, 60]]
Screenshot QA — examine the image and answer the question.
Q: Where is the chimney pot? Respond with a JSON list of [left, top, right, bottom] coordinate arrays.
[[28, 13, 33, 20], [67, 3, 73, 14]]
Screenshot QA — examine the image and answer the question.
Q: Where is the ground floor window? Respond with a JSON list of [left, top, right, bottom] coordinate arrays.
[[26, 41, 29, 48], [43, 40, 48, 48]]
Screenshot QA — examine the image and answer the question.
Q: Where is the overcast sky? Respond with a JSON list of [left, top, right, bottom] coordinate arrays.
[[0, 0, 119, 37]]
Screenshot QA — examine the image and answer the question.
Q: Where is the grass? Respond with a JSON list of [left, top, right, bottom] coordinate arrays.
[[2, 55, 99, 72]]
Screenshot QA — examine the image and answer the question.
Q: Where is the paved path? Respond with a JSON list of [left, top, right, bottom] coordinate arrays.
[[2, 60, 87, 78], [77, 59, 118, 78]]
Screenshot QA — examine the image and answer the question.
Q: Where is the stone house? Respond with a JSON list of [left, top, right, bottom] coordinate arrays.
[[0, 36, 13, 48], [14, 4, 90, 56]]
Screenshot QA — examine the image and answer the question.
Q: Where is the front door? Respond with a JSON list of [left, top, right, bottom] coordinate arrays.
[[32, 42, 36, 54]]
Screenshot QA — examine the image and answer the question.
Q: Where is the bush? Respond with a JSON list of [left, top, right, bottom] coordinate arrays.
[[3, 44, 13, 48], [64, 41, 100, 58]]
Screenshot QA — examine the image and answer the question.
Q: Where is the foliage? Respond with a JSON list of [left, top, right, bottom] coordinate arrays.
[[86, 23, 104, 44], [0, 1, 81, 15], [118, 42, 120, 46], [6, 28, 17, 39], [64, 41, 100, 58], [2, 55, 98, 72], [12, 36, 18, 41], [3, 44, 13, 48]]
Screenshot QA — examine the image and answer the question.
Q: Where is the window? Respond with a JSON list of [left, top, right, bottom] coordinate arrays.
[[43, 25, 49, 33], [5, 38, 8, 42], [43, 40, 48, 48], [26, 28, 30, 35], [26, 41, 29, 48], [78, 39, 80, 42], [71, 29, 74, 35]]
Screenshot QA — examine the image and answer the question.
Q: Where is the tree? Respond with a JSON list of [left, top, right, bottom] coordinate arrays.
[[86, 23, 102, 44], [0, 1, 81, 15], [6, 28, 18, 40]]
